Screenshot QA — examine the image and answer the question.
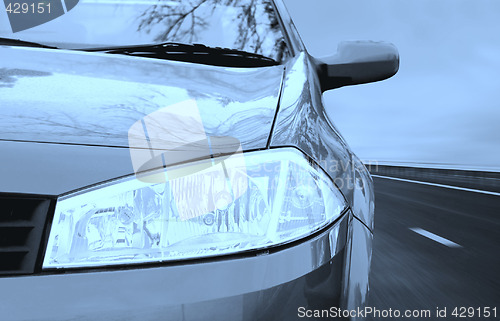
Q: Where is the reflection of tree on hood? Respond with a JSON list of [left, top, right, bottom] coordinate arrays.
[[136, 0, 287, 63]]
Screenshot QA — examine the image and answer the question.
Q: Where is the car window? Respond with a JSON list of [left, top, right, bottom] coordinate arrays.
[[0, 0, 289, 62]]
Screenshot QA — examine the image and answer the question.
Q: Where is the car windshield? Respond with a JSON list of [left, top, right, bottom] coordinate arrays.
[[0, 0, 288, 62]]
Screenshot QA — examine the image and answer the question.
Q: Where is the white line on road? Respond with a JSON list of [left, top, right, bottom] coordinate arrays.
[[371, 175, 500, 197], [410, 228, 462, 248]]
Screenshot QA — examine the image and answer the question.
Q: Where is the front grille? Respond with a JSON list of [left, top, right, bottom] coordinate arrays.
[[0, 196, 51, 275]]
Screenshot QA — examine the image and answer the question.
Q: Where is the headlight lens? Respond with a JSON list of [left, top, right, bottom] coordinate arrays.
[[43, 148, 346, 269]]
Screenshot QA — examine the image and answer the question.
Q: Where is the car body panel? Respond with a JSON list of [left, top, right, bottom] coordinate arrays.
[[0, 46, 283, 150], [271, 53, 354, 216], [344, 217, 373, 320], [352, 155, 376, 230], [0, 212, 350, 321], [0, 45, 284, 195], [270, 52, 375, 311], [0, 140, 134, 195]]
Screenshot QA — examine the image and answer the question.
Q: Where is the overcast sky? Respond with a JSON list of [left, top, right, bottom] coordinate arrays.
[[284, 0, 500, 170]]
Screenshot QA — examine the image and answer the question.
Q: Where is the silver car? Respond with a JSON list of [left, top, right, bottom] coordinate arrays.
[[0, 0, 398, 319]]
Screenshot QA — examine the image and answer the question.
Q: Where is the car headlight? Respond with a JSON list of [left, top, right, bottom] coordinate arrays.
[[43, 148, 346, 269]]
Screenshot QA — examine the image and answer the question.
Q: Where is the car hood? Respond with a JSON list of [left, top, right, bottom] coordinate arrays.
[[0, 46, 284, 195]]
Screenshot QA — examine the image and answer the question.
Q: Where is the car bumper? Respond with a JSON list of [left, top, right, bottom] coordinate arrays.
[[0, 213, 350, 321]]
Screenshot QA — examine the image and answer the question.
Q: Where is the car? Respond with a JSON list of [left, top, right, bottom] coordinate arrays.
[[0, 0, 398, 320]]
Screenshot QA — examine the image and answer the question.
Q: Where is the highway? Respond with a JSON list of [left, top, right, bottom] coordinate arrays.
[[366, 176, 500, 320]]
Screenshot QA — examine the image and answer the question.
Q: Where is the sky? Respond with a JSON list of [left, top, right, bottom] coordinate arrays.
[[283, 0, 500, 170]]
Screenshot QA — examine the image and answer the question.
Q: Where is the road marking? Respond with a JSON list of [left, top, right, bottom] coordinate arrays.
[[365, 161, 500, 172], [372, 175, 500, 197], [410, 228, 462, 248]]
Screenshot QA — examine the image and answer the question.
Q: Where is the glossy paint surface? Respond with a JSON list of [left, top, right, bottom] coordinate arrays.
[[0, 213, 349, 321], [352, 155, 375, 230], [0, 46, 283, 150], [0, 140, 134, 195], [344, 217, 373, 320], [270, 51, 375, 309], [270, 52, 355, 215], [0, 45, 283, 195]]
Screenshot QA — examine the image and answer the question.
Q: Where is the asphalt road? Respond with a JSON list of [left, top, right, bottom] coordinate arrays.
[[366, 176, 500, 320]]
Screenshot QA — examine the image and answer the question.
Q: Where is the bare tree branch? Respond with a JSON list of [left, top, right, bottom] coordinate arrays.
[[135, 0, 287, 62]]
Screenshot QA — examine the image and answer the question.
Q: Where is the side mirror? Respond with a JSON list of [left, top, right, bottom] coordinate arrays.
[[314, 41, 399, 91]]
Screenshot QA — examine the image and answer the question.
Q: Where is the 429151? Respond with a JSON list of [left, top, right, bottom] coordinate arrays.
[[5, 2, 51, 14], [452, 307, 497, 318]]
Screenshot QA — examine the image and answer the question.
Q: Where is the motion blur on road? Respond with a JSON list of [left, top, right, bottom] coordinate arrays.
[[366, 173, 500, 320]]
